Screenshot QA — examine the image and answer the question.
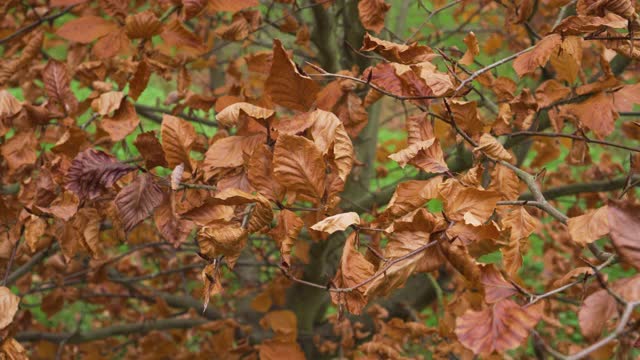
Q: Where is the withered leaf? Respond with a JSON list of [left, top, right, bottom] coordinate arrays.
[[265, 39, 320, 112], [198, 223, 248, 268], [358, 0, 390, 34], [330, 232, 375, 314], [310, 212, 360, 234], [567, 206, 610, 245], [439, 180, 501, 226], [154, 197, 193, 247], [0, 287, 20, 330], [270, 209, 303, 267], [455, 299, 541, 355], [161, 114, 196, 172], [273, 134, 326, 201], [56, 16, 118, 43], [134, 131, 168, 169], [360, 33, 436, 64], [607, 202, 640, 271], [502, 207, 539, 241], [473, 133, 513, 162], [66, 149, 137, 200], [513, 34, 562, 77], [115, 173, 164, 232], [43, 59, 78, 115]]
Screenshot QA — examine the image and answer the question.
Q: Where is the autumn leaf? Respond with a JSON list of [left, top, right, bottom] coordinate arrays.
[[198, 223, 248, 268], [134, 131, 168, 169], [273, 134, 326, 201], [473, 133, 513, 162], [502, 207, 539, 241], [513, 34, 562, 77], [265, 39, 320, 112], [607, 202, 640, 270], [439, 180, 501, 226], [56, 16, 118, 43], [161, 114, 196, 172], [560, 92, 619, 139], [42, 59, 78, 115], [455, 299, 541, 355], [567, 206, 610, 245], [0, 131, 38, 174], [330, 232, 375, 314], [480, 265, 518, 303], [270, 209, 303, 267], [216, 102, 274, 128], [154, 197, 194, 247], [360, 33, 436, 64], [310, 212, 360, 234], [0, 287, 20, 330], [115, 173, 164, 233], [208, 0, 259, 12], [66, 149, 137, 200], [358, 0, 390, 34], [460, 32, 479, 66], [100, 99, 140, 142]]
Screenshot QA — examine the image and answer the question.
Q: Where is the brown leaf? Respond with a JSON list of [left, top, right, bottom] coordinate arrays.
[[100, 99, 140, 142], [270, 209, 303, 267], [43, 59, 78, 115], [360, 33, 436, 64], [308, 110, 354, 183], [568, 206, 610, 245], [383, 177, 443, 219], [208, 0, 259, 12], [0, 131, 38, 174], [124, 10, 163, 38], [216, 102, 274, 128], [56, 15, 118, 43], [502, 236, 526, 276], [502, 207, 539, 241], [608, 202, 640, 271], [248, 144, 285, 202], [578, 275, 640, 339], [115, 173, 164, 233], [258, 339, 306, 360], [92, 29, 130, 59], [0, 287, 20, 330], [473, 133, 513, 162], [161, 114, 196, 172], [65, 149, 136, 200], [439, 180, 501, 226], [480, 265, 518, 303], [310, 212, 360, 234], [535, 79, 571, 108], [260, 310, 298, 342], [36, 191, 79, 221], [455, 299, 541, 355], [358, 0, 390, 34], [154, 197, 194, 247], [129, 60, 152, 100], [134, 131, 168, 169], [460, 32, 479, 66], [198, 223, 248, 268], [488, 163, 521, 200], [202, 134, 265, 181], [551, 15, 627, 35], [330, 232, 375, 314], [92, 91, 124, 116], [561, 92, 618, 139], [549, 36, 582, 84], [0, 90, 22, 118], [273, 134, 326, 201], [265, 39, 320, 112], [513, 34, 562, 77]]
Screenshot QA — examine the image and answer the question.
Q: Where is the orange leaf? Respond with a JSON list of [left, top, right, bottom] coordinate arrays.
[[310, 212, 360, 234], [608, 202, 640, 271], [56, 16, 117, 43], [358, 0, 390, 34], [568, 206, 610, 245], [513, 34, 562, 77], [360, 33, 436, 64], [161, 114, 196, 172], [455, 299, 541, 355], [265, 39, 320, 112], [273, 134, 326, 201], [0, 287, 20, 330], [330, 232, 375, 314]]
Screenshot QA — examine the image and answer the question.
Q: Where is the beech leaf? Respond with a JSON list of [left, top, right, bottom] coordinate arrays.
[[310, 212, 361, 234], [66, 149, 136, 200], [115, 173, 164, 233]]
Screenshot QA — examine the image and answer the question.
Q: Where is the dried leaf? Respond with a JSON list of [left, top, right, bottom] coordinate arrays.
[[330, 233, 375, 314], [115, 173, 164, 232], [513, 34, 562, 77], [358, 0, 390, 34], [460, 32, 479, 66], [265, 39, 320, 111], [439, 180, 501, 226], [56, 16, 117, 43], [0, 287, 20, 330], [270, 209, 303, 267], [161, 114, 196, 172], [473, 133, 513, 161], [310, 212, 360, 234], [502, 207, 538, 241], [608, 202, 640, 271], [455, 299, 541, 355], [43, 59, 78, 115], [568, 206, 610, 245], [198, 223, 248, 268], [154, 197, 193, 247], [216, 102, 274, 128], [134, 131, 168, 169], [100, 99, 140, 142], [66, 149, 136, 200], [273, 134, 326, 201], [360, 33, 436, 64], [480, 265, 518, 303]]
